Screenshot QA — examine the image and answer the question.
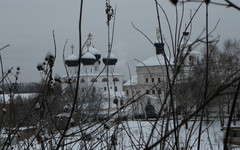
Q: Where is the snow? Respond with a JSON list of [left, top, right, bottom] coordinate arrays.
[[83, 45, 101, 55], [54, 73, 61, 79], [0, 93, 37, 104], [102, 90, 124, 99], [35, 103, 40, 109], [181, 47, 201, 55], [12, 120, 229, 150], [145, 94, 159, 100], [103, 53, 117, 59], [56, 113, 71, 118], [66, 54, 78, 61], [188, 51, 201, 55], [89, 45, 101, 55], [56, 113, 74, 123], [82, 52, 96, 59], [136, 55, 174, 67], [123, 75, 138, 86]]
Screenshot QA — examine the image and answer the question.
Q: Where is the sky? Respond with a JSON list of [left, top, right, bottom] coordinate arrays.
[[0, 0, 239, 82]]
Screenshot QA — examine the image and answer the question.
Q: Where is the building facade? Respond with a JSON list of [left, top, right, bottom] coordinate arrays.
[[123, 32, 202, 118], [62, 33, 124, 115]]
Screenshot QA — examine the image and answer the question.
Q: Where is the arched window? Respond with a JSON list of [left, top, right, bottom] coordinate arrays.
[[91, 78, 97, 82], [81, 79, 85, 83], [113, 98, 118, 105], [145, 104, 157, 118], [189, 56, 193, 65], [120, 99, 124, 106], [72, 78, 77, 83], [180, 55, 184, 64], [102, 78, 108, 82], [113, 77, 119, 82]]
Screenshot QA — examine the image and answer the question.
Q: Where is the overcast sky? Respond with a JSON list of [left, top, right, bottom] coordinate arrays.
[[0, 0, 239, 82]]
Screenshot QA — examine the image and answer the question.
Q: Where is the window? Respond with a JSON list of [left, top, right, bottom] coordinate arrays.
[[104, 87, 107, 91], [146, 90, 149, 94], [120, 99, 124, 105], [81, 79, 85, 83], [152, 78, 154, 83], [82, 88, 84, 92], [157, 89, 161, 94], [179, 55, 184, 65], [102, 78, 108, 82], [189, 56, 193, 65], [126, 90, 129, 96], [113, 99, 118, 105], [95, 66, 97, 71], [85, 69, 87, 74], [152, 90, 155, 94], [146, 78, 148, 83], [132, 91, 134, 95], [114, 87, 117, 92], [110, 86, 112, 89], [232, 131, 238, 137], [90, 68, 92, 73], [113, 77, 119, 82], [158, 78, 161, 83], [91, 78, 97, 82]]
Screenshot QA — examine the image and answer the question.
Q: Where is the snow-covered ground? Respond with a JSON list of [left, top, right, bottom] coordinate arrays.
[[0, 93, 37, 104], [7, 119, 236, 150]]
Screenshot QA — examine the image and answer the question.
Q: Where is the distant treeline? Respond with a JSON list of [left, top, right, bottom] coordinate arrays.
[[0, 82, 43, 94]]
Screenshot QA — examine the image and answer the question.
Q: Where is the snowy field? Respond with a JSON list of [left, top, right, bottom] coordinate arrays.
[[8, 119, 235, 150]]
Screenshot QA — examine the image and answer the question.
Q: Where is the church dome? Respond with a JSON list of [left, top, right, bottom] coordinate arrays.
[[89, 45, 101, 61], [81, 52, 96, 65], [65, 54, 79, 66], [102, 53, 118, 65], [83, 45, 101, 61]]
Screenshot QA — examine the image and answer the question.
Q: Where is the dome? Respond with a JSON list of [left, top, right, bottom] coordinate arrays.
[[89, 45, 101, 61], [65, 54, 79, 66], [83, 45, 101, 61], [81, 52, 96, 65], [102, 53, 118, 65]]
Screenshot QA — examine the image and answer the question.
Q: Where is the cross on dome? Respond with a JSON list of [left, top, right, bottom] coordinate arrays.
[[70, 44, 75, 54], [86, 33, 93, 52]]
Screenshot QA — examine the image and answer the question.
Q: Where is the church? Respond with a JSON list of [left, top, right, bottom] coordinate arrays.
[[62, 33, 124, 116], [123, 31, 203, 118]]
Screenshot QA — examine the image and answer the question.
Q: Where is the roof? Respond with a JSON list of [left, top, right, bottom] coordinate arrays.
[[66, 54, 78, 61], [89, 45, 101, 55], [102, 90, 124, 99], [61, 72, 124, 80], [83, 45, 101, 55], [82, 52, 96, 59], [136, 54, 174, 67], [123, 75, 138, 86], [103, 53, 117, 59]]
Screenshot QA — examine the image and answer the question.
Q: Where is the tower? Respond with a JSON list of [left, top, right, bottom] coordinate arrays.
[[81, 33, 101, 74], [102, 52, 118, 73], [65, 44, 79, 76]]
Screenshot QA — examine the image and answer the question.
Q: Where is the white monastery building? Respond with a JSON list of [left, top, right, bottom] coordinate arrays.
[[123, 31, 202, 118]]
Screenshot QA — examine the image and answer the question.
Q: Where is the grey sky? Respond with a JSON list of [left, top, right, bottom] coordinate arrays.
[[0, 0, 239, 82]]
